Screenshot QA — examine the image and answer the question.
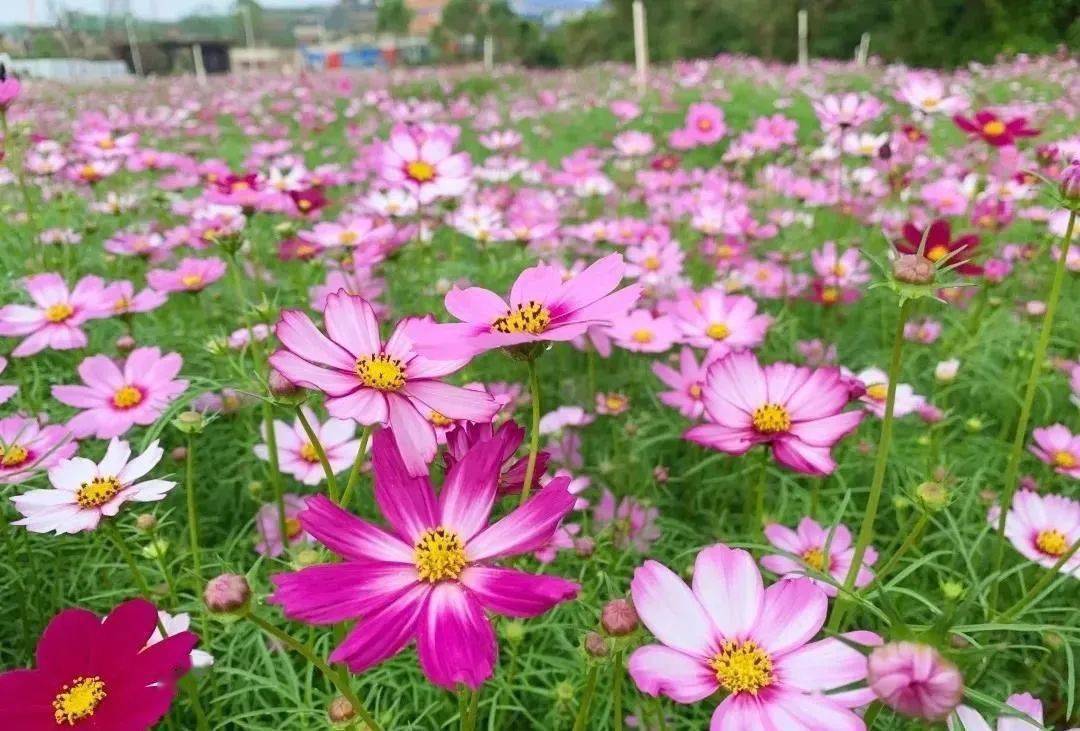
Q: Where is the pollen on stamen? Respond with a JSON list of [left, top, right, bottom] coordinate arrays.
[[491, 301, 552, 336], [414, 527, 467, 583], [752, 403, 791, 434], [355, 353, 406, 392]]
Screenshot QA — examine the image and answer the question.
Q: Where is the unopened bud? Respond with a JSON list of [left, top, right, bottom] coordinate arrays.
[[584, 631, 609, 657], [203, 573, 251, 614], [893, 254, 936, 285], [135, 513, 157, 532], [652, 465, 669, 484], [327, 696, 355, 725], [296, 548, 322, 566], [170, 446, 187, 461], [574, 537, 595, 557], [173, 410, 206, 435], [916, 481, 949, 511], [502, 620, 525, 645], [1060, 159, 1080, 204], [115, 334, 136, 352], [601, 598, 639, 636], [934, 359, 959, 383], [940, 580, 965, 601], [268, 369, 304, 402]]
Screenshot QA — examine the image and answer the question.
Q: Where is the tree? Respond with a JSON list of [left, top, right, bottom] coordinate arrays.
[[377, 0, 413, 36]]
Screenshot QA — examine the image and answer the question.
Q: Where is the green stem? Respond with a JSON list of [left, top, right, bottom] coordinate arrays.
[[990, 209, 1075, 612], [261, 401, 288, 549], [1, 110, 38, 234], [996, 535, 1080, 622], [753, 448, 768, 528], [808, 477, 821, 519], [571, 664, 600, 731], [459, 688, 479, 731], [148, 522, 178, 607], [185, 435, 203, 587], [868, 511, 929, 589], [245, 612, 382, 731], [829, 299, 912, 631], [612, 651, 625, 731], [340, 426, 372, 508], [295, 406, 340, 501], [519, 358, 542, 505]]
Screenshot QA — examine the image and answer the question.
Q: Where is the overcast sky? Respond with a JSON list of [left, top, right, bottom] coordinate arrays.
[[8, 0, 337, 24]]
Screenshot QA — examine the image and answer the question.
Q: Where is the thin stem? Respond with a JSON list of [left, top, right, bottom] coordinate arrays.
[[990, 209, 1076, 611], [245, 612, 382, 731], [185, 435, 203, 587], [997, 535, 1080, 622], [295, 406, 340, 501], [519, 358, 542, 505], [261, 401, 288, 548], [612, 650, 625, 731], [753, 448, 768, 528], [459, 688, 479, 731], [1, 110, 38, 233], [340, 426, 372, 508], [148, 522, 178, 607], [571, 664, 600, 731], [868, 511, 929, 590], [829, 299, 912, 631]]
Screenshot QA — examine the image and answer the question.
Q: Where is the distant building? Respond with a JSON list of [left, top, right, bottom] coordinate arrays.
[[406, 0, 450, 35]]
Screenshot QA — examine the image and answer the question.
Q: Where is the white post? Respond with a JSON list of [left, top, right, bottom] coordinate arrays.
[[192, 43, 207, 85], [797, 9, 808, 69], [126, 15, 143, 77], [856, 32, 870, 66], [632, 0, 648, 96], [241, 5, 256, 48], [483, 35, 493, 70]]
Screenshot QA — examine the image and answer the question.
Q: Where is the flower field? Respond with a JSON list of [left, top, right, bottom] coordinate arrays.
[[0, 54, 1078, 730]]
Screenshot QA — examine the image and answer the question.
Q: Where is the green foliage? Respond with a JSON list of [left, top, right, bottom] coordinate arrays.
[[377, 0, 414, 36]]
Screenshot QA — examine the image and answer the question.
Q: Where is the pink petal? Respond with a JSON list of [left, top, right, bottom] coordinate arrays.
[[777, 630, 880, 695], [631, 560, 716, 659], [459, 566, 579, 617], [329, 583, 429, 672], [465, 476, 575, 561], [692, 544, 763, 640], [269, 562, 418, 624], [324, 292, 381, 358], [415, 583, 497, 690], [404, 380, 498, 423], [628, 644, 717, 703], [445, 286, 508, 324], [299, 494, 413, 563], [386, 394, 438, 477], [438, 436, 504, 540], [371, 428, 439, 542], [749, 578, 827, 656], [275, 309, 355, 371]]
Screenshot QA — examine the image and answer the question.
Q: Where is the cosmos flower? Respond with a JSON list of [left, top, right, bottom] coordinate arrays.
[[0, 599, 196, 728], [147, 257, 227, 294], [253, 494, 311, 558], [51, 347, 189, 440], [379, 124, 471, 204], [686, 351, 864, 476], [953, 110, 1039, 147], [672, 289, 771, 359], [992, 490, 1079, 575], [0, 63, 21, 110], [443, 420, 548, 496], [150, 611, 215, 670], [268, 430, 579, 689], [812, 92, 884, 134], [0, 273, 112, 357], [411, 254, 640, 360], [0, 414, 77, 485], [253, 407, 362, 486], [897, 219, 982, 275], [1029, 424, 1080, 479], [12, 438, 173, 534], [102, 280, 167, 316], [868, 642, 964, 720], [855, 367, 926, 419], [593, 489, 660, 553], [895, 73, 966, 116], [761, 517, 877, 596], [269, 292, 498, 477], [948, 692, 1045, 731], [629, 543, 880, 730], [652, 346, 710, 419], [609, 310, 680, 354]]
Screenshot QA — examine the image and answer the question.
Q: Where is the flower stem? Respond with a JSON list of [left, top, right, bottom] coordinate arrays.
[[261, 400, 289, 549], [612, 650, 625, 731], [244, 612, 382, 731], [829, 298, 913, 631], [519, 358, 542, 505], [340, 426, 372, 508], [990, 209, 1075, 612], [295, 405, 340, 501], [867, 511, 928, 590], [996, 535, 1080, 622], [0, 110, 38, 234], [459, 688, 480, 731], [753, 448, 768, 529], [571, 664, 600, 731], [185, 435, 203, 587]]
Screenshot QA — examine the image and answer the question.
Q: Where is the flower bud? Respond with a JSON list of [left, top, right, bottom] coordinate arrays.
[[502, 620, 525, 646], [601, 598, 639, 637], [135, 513, 158, 532], [584, 631, 609, 657], [868, 642, 963, 720], [173, 410, 206, 435], [574, 536, 595, 557], [296, 548, 322, 566], [115, 335, 136, 352], [893, 254, 936, 285], [170, 446, 188, 461], [327, 696, 355, 726], [1060, 158, 1080, 204], [554, 681, 575, 705], [940, 580, 965, 601], [203, 573, 251, 614], [652, 465, 669, 484], [934, 359, 959, 383], [915, 481, 949, 511]]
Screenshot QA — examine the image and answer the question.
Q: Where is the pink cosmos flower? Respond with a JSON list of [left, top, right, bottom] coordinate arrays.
[[868, 642, 964, 720], [0, 414, 77, 485], [686, 351, 864, 476], [903, 319, 943, 344], [254, 494, 311, 557], [610, 310, 679, 354], [949, 692, 1045, 731], [538, 406, 594, 435], [411, 254, 641, 359], [954, 110, 1039, 147], [379, 124, 471, 204], [52, 347, 189, 439], [443, 420, 548, 496], [652, 346, 709, 419], [0, 273, 112, 357], [102, 280, 167, 316], [683, 103, 727, 146], [0, 63, 21, 110], [761, 517, 877, 596], [895, 73, 966, 116], [993, 490, 1080, 575], [268, 430, 579, 689], [0, 599, 196, 728], [147, 257, 227, 294], [593, 489, 660, 552], [855, 367, 926, 419], [672, 289, 771, 358], [810, 241, 870, 287], [12, 438, 174, 534], [1029, 424, 1080, 479], [812, 92, 884, 134], [268, 292, 498, 476], [629, 543, 880, 730], [253, 407, 362, 486]]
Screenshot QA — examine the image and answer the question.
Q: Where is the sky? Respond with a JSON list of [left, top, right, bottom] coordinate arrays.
[[7, 0, 337, 25]]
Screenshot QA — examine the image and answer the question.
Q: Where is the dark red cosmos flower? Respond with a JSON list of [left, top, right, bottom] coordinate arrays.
[[898, 219, 983, 275], [0, 599, 196, 729], [278, 236, 323, 262], [953, 110, 1039, 147], [443, 420, 550, 496], [649, 154, 680, 171], [214, 172, 261, 195], [289, 187, 328, 216]]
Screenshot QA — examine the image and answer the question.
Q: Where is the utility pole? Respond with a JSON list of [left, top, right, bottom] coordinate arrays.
[[241, 4, 255, 48], [126, 15, 143, 76]]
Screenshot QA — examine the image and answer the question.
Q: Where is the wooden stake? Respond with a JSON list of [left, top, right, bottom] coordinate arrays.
[[857, 32, 870, 66], [193, 43, 207, 85], [797, 9, 808, 69], [632, 0, 648, 96]]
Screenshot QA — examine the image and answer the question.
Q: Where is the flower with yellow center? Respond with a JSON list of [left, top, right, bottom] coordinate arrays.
[[405, 160, 437, 183], [631, 329, 654, 344], [802, 547, 827, 572], [820, 287, 840, 304], [299, 443, 320, 463], [79, 165, 99, 181], [492, 301, 551, 335], [643, 255, 662, 271], [53, 675, 107, 725], [354, 353, 406, 392], [697, 117, 714, 132], [284, 516, 304, 539], [831, 263, 848, 277], [112, 297, 131, 314], [112, 386, 143, 409], [982, 120, 1006, 137], [708, 640, 774, 695], [706, 322, 730, 341], [688, 383, 703, 399], [865, 383, 888, 401], [75, 476, 122, 509], [0, 443, 29, 468], [1052, 450, 1077, 469], [1035, 529, 1068, 557], [926, 245, 949, 262], [339, 230, 358, 246], [414, 527, 467, 583], [752, 403, 791, 434], [922, 97, 940, 110], [45, 302, 74, 323], [181, 274, 204, 289]]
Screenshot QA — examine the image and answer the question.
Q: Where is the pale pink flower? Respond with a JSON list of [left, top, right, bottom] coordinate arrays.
[[594, 489, 659, 552], [762, 517, 877, 596], [0, 415, 77, 485], [855, 367, 926, 419], [253, 407, 362, 486], [253, 494, 312, 557], [1029, 424, 1080, 479], [672, 289, 771, 358], [379, 124, 471, 204], [949, 692, 1044, 731], [993, 490, 1080, 575], [147, 257, 227, 294], [0, 273, 112, 357], [652, 347, 709, 419]]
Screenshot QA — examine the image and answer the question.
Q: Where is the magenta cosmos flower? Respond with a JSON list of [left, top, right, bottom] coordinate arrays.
[[994, 490, 1080, 575], [146, 257, 227, 294], [629, 543, 880, 730], [411, 253, 641, 359], [0, 273, 112, 357], [953, 110, 1039, 147], [379, 124, 471, 204], [949, 692, 1045, 731], [269, 292, 498, 477], [1029, 424, 1080, 479], [762, 517, 877, 596], [0, 414, 77, 485], [12, 438, 174, 534], [52, 347, 188, 439], [0, 598, 196, 729], [685, 351, 864, 476], [253, 406, 362, 485], [867, 642, 963, 720], [269, 430, 579, 689]]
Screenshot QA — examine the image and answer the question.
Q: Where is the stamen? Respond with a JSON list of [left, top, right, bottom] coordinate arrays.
[[1035, 529, 1068, 557], [112, 386, 143, 409], [405, 160, 436, 183], [76, 476, 122, 509], [45, 303, 74, 323], [0, 443, 29, 467], [53, 676, 107, 725], [802, 547, 826, 572], [491, 301, 551, 335], [354, 353, 406, 392], [708, 641, 774, 695], [706, 322, 730, 340], [752, 403, 791, 434], [414, 527, 467, 583]]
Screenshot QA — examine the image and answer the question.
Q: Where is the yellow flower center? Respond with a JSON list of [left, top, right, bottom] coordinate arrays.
[[802, 547, 827, 572], [821, 286, 840, 304], [982, 120, 1006, 137], [429, 411, 453, 427], [492, 301, 551, 335], [1036, 529, 1068, 557], [689, 383, 703, 399], [340, 230, 358, 245], [113, 297, 131, 313], [1052, 450, 1076, 469], [299, 443, 320, 463], [181, 274, 204, 288], [865, 383, 888, 401], [752, 403, 791, 434], [697, 118, 713, 132], [75, 476, 122, 509], [708, 641, 774, 695], [922, 97, 939, 110], [926, 245, 949, 262], [98, 138, 116, 150], [631, 329, 654, 344], [643, 255, 661, 271], [605, 395, 627, 411], [831, 263, 847, 277], [80, 164, 98, 180], [706, 322, 730, 341], [297, 199, 312, 211], [716, 245, 734, 259], [405, 160, 436, 183], [354, 353, 406, 392], [53, 676, 107, 725], [112, 386, 143, 409], [0, 443, 29, 467], [45, 303, 74, 323], [414, 527, 467, 583], [284, 516, 304, 539]]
